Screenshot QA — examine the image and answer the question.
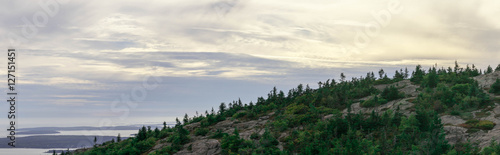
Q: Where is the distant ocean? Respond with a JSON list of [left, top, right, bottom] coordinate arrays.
[[0, 129, 139, 154]]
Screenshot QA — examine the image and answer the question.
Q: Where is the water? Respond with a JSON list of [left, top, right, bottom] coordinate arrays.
[[16, 130, 139, 138], [0, 148, 65, 155], [1, 130, 139, 154]]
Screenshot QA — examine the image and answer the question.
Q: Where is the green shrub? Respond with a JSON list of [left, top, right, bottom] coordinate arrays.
[[477, 120, 495, 130], [450, 109, 460, 116], [452, 84, 471, 95], [381, 85, 404, 101], [211, 129, 226, 139], [465, 119, 479, 125], [232, 111, 247, 119], [361, 96, 388, 108], [465, 119, 495, 130], [194, 128, 209, 136], [490, 79, 500, 94], [271, 120, 289, 132], [466, 128, 480, 134], [250, 132, 260, 140]]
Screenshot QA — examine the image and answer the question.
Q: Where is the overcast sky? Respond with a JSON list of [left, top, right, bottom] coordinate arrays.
[[1, 0, 499, 128]]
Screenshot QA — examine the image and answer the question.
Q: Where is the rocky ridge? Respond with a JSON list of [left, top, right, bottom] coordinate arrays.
[[144, 72, 500, 154]]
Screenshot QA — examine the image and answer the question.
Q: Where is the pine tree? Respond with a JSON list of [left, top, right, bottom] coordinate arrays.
[[117, 133, 121, 142], [490, 79, 500, 94], [411, 65, 425, 84], [424, 67, 438, 88], [175, 117, 181, 127], [378, 69, 385, 79], [183, 113, 189, 124], [496, 64, 500, 71], [219, 102, 226, 114], [154, 127, 160, 138], [137, 126, 147, 141], [404, 67, 409, 79]]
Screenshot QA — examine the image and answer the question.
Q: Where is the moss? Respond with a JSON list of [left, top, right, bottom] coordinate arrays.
[[464, 119, 495, 130], [477, 120, 495, 130], [466, 128, 480, 134]]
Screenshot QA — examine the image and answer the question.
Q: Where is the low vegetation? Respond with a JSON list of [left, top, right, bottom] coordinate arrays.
[[74, 62, 500, 155]]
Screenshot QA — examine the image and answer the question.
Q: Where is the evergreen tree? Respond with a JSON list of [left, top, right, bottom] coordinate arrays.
[[117, 133, 121, 142], [176, 117, 181, 127], [411, 65, 425, 84], [454, 61, 460, 73], [496, 64, 500, 71], [404, 67, 409, 79], [379, 69, 385, 79], [490, 79, 500, 94], [183, 113, 189, 124], [137, 126, 147, 141], [154, 127, 160, 138], [219, 102, 226, 114], [424, 67, 438, 88]]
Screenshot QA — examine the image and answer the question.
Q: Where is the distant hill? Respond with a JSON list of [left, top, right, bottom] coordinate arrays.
[[76, 63, 500, 155]]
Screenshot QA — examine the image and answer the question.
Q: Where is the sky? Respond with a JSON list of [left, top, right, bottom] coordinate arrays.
[[0, 0, 499, 129]]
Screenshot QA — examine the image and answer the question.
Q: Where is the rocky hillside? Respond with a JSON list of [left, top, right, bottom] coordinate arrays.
[[75, 64, 500, 155]]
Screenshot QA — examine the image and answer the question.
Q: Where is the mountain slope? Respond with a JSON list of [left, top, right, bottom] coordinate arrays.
[[75, 64, 500, 155]]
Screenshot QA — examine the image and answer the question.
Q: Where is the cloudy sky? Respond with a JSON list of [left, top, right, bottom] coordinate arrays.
[[1, 0, 499, 128]]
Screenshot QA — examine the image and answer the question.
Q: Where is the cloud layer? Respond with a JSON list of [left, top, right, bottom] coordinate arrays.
[[1, 0, 499, 127]]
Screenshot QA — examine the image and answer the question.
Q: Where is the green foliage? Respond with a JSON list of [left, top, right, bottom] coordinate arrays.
[[232, 111, 247, 119], [210, 129, 226, 139], [490, 79, 500, 94], [465, 119, 495, 130], [250, 132, 260, 140], [79, 63, 499, 155], [194, 128, 209, 136], [381, 85, 405, 101], [361, 95, 387, 107], [411, 65, 425, 84], [477, 120, 495, 130], [482, 140, 500, 155], [259, 128, 278, 148]]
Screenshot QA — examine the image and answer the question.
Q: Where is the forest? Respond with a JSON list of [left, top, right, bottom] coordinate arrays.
[[71, 63, 500, 155]]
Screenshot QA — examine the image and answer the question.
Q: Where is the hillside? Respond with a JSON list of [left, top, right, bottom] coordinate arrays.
[[74, 63, 500, 155]]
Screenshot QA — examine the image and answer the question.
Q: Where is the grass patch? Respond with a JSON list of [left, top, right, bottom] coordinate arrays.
[[462, 119, 496, 130], [478, 120, 495, 130], [466, 128, 480, 134], [475, 111, 491, 118]]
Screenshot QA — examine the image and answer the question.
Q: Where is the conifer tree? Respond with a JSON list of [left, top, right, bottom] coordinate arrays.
[[219, 102, 226, 114], [379, 69, 385, 79], [183, 113, 189, 124]]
